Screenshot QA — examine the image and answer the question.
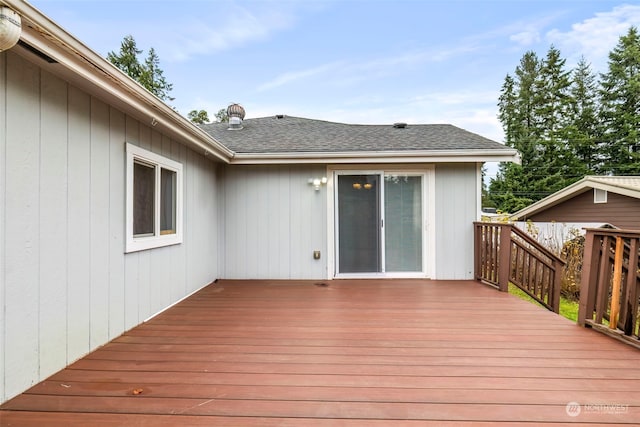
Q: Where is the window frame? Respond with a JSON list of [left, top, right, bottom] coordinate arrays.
[[126, 143, 183, 253]]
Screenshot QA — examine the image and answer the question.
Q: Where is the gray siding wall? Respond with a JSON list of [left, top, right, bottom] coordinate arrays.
[[0, 52, 219, 403], [434, 163, 479, 279], [219, 164, 328, 279]]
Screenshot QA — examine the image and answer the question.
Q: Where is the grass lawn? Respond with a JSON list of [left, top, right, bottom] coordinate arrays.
[[508, 283, 580, 322]]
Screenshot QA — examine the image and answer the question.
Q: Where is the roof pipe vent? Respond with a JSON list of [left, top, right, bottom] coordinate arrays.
[[227, 103, 245, 130], [393, 122, 407, 129]]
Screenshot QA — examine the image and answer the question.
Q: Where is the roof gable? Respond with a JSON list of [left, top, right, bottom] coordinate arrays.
[[511, 176, 640, 219]]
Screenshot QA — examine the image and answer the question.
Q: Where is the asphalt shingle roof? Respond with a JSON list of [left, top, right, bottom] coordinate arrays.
[[200, 116, 508, 154]]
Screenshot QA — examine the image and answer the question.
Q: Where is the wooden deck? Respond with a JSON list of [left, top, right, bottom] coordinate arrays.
[[1, 279, 639, 426]]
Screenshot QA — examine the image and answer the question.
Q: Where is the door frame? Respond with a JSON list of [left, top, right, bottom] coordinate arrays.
[[327, 164, 435, 279]]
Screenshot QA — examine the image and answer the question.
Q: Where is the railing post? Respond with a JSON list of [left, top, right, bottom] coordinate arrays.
[[578, 230, 598, 327], [622, 238, 639, 335], [474, 223, 481, 282], [498, 224, 511, 292], [551, 259, 562, 313]]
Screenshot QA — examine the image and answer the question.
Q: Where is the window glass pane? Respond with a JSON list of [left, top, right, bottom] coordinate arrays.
[[384, 175, 422, 272], [160, 168, 177, 235], [133, 161, 155, 236], [337, 174, 381, 273]]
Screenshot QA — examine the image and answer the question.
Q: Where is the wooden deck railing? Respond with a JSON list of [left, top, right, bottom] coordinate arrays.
[[474, 222, 565, 313], [578, 228, 640, 347]]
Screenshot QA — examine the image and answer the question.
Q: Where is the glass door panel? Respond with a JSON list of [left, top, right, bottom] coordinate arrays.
[[384, 175, 423, 272], [337, 174, 381, 273]]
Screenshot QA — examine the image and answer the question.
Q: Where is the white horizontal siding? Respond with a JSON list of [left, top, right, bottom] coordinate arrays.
[[220, 164, 328, 280], [1, 51, 220, 403], [434, 163, 480, 280]]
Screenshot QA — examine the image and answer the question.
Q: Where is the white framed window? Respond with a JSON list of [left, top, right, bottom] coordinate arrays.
[[594, 188, 608, 204], [126, 143, 183, 253]]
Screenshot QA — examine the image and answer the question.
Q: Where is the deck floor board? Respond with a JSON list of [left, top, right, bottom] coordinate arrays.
[[1, 279, 639, 425]]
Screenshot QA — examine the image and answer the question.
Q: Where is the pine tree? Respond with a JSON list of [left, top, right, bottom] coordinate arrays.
[[139, 47, 174, 102], [107, 35, 174, 102], [533, 46, 576, 193], [107, 35, 143, 81], [566, 57, 600, 174], [599, 26, 640, 175], [491, 51, 542, 212]]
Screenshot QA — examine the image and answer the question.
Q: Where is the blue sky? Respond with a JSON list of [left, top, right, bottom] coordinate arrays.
[[29, 0, 640, 177]]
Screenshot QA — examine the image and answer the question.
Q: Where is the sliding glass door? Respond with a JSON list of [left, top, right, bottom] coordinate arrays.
[[336, 172, 424, 275]]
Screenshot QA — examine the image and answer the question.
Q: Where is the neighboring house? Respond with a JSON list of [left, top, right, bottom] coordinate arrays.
[[0, 0, 519, 404], [511, 176, 640, 247]]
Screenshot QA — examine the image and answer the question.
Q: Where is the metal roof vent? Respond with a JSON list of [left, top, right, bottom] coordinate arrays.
[[227, 103, 245, 130], [393, 122, 407, 129]]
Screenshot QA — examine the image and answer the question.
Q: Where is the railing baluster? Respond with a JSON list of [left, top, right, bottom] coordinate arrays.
[[578, 228, 640, 348], [595, 236, 611, 324], [623, 239, 639, 336]]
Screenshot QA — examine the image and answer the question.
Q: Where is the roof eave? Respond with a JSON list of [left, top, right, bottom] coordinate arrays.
[[5, 0, 234, 163], [229, 149, 521, 165]]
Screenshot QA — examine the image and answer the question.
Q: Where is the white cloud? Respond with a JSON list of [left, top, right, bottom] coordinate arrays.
[[411, 90, 499, 106], [546, 4, 640, 70], [164, 6, 296, 62], [510, 30, 541, 46], [480, 12, 563, 47], [257, 61, 345, 91], [257, 41, 485, 92]]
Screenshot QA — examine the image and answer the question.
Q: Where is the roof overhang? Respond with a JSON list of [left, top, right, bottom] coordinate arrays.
[[229, 149, 521, 165], [3, 0, 233, 162]]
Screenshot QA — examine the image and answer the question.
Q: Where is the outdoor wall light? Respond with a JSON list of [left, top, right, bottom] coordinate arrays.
[[308, 177, 327, 191], [0, 6, 22, 52]]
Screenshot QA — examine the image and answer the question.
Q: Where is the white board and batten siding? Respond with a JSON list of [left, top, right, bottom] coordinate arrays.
[[434, 163, 480, 280], [220, 164, 328, 280], [0, 51, 220, 403]]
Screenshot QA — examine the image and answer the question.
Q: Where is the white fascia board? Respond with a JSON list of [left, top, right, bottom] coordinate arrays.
[[587, 179, 640, 200], [229, 149, 521, 165], [7, 0, 233, 162]]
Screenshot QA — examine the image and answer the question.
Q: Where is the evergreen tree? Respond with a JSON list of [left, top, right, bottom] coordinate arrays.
[[533, 46, 576, 193], [566, 57, 600, 174], [490, 51, 542, 212], [107, 35, 143, 81], [139, 47, 174, 102], [599, 26, 640, 175], [107, 35, 174, 102]]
